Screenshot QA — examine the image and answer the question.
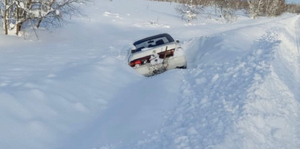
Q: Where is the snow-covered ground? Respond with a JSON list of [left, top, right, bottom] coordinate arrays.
[[0, 0, 300, 149]]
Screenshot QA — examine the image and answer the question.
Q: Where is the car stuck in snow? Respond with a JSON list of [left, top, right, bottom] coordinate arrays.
[[128, 33, 187, 76]]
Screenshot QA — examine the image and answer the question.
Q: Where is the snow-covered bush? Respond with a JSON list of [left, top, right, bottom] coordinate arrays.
[[212, 0, 237, 22], [221, 8, 237, 22], [175, 0, 202, 22]]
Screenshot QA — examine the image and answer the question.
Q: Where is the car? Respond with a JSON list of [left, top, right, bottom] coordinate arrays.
[[128, 33, 187, 76]]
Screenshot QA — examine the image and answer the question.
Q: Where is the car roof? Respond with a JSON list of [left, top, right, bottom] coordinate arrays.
[[133, 33, 174, 46]]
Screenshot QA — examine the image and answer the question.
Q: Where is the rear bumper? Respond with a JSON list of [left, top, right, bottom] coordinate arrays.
[[133, 55, 187, 76]]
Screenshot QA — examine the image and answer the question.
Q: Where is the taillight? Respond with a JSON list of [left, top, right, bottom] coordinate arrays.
[[130, 62, 135, 67], [135, 60, 141, 65], [129, 59, 143, 67]]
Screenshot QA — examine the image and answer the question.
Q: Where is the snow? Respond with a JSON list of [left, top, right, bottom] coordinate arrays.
[[0, 0, 300, 149]]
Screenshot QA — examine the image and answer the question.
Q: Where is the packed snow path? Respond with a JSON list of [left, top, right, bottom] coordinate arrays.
[[0, 0, 300, 149]]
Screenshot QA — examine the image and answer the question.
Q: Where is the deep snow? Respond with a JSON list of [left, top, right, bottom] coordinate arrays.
[[0, 0, 300, 149]]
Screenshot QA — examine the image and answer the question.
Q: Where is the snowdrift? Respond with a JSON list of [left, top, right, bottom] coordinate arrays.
[[133, 21, 300, 149]]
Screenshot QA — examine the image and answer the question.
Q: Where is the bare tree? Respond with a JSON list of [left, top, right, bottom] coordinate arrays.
[[286, 3, 300, 14], [269, 0, 285, 16], [247, 0, 286, 18], [0, 0, 92, 35], [0, 0, 11, 35], [247, 0, 263, 18], [160, 0, 293, 18]]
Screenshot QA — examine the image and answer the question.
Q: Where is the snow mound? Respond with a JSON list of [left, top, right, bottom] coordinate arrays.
[[128, 18, 300, 149]]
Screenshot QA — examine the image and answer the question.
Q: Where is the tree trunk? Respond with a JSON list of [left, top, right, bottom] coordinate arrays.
[[16, 7, 19, 35], [16, 23, 22, 36], [36, 19, 42, 28], [27, 0, 32, 8], [4, 0, 8, 35]]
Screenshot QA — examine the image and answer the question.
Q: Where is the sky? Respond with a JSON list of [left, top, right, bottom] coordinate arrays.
[[287, 0, 300, 3]]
